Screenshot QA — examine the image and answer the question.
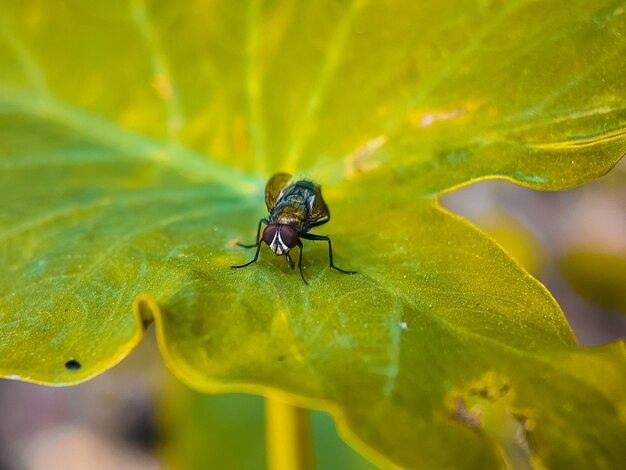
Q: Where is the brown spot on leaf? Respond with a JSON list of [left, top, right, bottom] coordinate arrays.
[[445, 372, 539, 469], [344, 136, 385, 178], [454, 398, 480, 428]]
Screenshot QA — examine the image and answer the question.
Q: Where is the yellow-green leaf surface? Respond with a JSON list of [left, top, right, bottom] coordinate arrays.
[[1, 1, 626, 468]]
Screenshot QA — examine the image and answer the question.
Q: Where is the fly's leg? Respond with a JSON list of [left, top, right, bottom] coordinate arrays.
[[231, 241, 263, 269], [231, 238, 263, 268], [232, 217, 267, 268], [237, 218, 269, 248], [300, 233, 357, 274], [296, 242, 308, 285], [285, 252, 295, 270]]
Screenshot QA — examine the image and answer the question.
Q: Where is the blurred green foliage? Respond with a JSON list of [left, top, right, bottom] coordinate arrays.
[[160, 382, 376, 470], [559, 251, 626, 316], [160, 386, 266, 470]]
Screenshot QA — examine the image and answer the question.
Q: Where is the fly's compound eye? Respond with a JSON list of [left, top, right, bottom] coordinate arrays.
[[263, 224, 277, 245], [278, 225, 299, 248]]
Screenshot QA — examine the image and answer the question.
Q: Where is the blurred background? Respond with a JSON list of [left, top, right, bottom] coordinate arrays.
[[1, 158, 624, 469]]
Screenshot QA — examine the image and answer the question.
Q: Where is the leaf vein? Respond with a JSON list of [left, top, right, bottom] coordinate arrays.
[[0, 88, 260, 193], [284, 0, 366, 170], [131, 0, 186, 142]]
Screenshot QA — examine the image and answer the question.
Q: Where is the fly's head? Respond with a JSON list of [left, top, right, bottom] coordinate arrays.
[[263, 224, 299, 256]]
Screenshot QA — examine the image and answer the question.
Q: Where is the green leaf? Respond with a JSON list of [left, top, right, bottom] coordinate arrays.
[[445, 209, 547, 278], [559, 250, 626, 316], [1, 0, 626, 468]]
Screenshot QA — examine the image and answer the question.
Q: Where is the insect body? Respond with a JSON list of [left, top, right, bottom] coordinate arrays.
[[231, 173, 356, 284]]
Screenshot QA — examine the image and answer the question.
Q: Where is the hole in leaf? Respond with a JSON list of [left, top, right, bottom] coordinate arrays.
[[65, 359, 81, 370]]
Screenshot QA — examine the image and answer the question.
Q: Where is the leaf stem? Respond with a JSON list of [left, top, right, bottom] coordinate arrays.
[[265, 396, 315, 470]]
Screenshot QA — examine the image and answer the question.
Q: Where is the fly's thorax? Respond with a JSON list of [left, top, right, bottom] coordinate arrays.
[[275, 211, 306, 231], [269, 205, 306, 232], [269, 186, 316, 232], [263, 224, 299, 256]]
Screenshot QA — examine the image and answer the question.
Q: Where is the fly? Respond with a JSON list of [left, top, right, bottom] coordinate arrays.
[[231, 172, 357, 284]]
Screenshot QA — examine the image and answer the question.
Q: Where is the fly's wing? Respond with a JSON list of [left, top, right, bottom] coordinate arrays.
[[308, 184, 330, 225], [265, 173, 292, 210]]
